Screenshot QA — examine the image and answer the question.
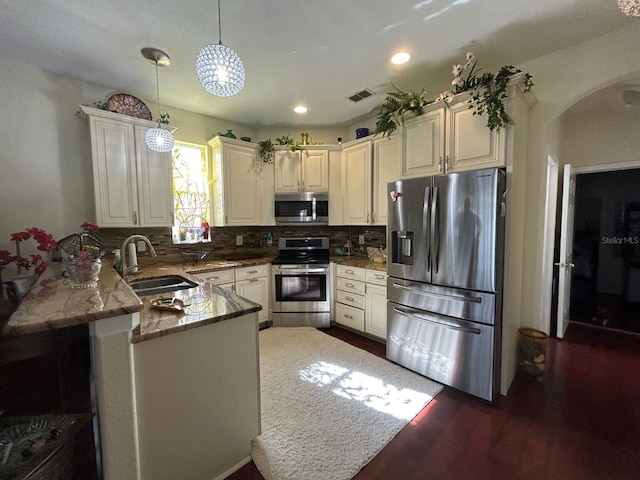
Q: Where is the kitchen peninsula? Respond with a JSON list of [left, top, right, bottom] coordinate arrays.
[[4, 261, 263, 480]]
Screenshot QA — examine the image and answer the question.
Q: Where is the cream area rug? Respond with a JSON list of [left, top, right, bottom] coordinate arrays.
[[251, 327, 443, 480]]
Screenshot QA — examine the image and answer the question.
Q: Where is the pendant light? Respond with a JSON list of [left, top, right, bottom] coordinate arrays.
[[195, 0, 245, 97], [618, 0, 640, 16], [142, 47, 174, 152]]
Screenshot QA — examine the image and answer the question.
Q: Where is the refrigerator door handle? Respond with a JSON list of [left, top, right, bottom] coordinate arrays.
[[391, 282, 482, 303], [431, 186, 439, 273], [423, 186, 431, 273], [392, 307, 482, 334]]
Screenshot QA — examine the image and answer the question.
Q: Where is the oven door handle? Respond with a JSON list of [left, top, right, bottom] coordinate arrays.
[[275, 268, 329, 274]]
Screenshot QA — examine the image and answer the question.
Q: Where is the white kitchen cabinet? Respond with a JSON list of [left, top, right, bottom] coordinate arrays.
[[342, 137, 399, 225], [80, 106, 174, 228], [399, 75, 531, 177], [192, 264, 270, 324], [342, 140, 372, 225], [372, 136, 399, 225], [364, 270, 387, 339], [209, 136, 262, 226], [335, 264, 386, 340], [190, 269, 235, 293], [235, 265, 270, 324], [274, 147, 328, 192], [445, 91, 504, 173], [400, 103, 446, 178]]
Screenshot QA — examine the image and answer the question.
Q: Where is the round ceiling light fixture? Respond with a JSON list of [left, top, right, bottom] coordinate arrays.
[[141, 47, 174, 153], [618, 0, 640, 16], [195, 0, 245, 97], [622, 84, 640, 107], [294, 105, 308, 114], [391, 52, 411, 65]]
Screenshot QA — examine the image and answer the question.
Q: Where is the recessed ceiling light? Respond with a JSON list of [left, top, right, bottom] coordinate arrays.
[[294, 105, 308, 114], [391, 52, 411, 65]]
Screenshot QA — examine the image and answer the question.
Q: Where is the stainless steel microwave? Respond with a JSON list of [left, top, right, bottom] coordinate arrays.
[[274, 192, 329, 224]]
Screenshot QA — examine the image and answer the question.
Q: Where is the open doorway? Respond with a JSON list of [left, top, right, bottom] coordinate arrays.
[[569, 168, 640, 334]]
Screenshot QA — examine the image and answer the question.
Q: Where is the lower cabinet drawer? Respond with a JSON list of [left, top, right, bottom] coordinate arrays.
[[336, 289, 366, 309], [335, 302, 365, 331], [192, 269, 235, 285], [336, 277, 366, 295]]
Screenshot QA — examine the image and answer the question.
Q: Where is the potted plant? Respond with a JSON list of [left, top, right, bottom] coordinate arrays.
[[57, 222, 105, 289]]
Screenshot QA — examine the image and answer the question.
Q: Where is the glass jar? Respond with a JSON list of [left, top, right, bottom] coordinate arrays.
[[64, 256, 102, 289]]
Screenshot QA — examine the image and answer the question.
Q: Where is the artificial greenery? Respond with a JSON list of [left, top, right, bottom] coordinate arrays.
[[275, 135, 304, 152], [258, 139, 275, 164], [159, 112, 170, 125], [372, 82, 432, 137], [468, 66, 533, 130], [372, 53, 533, 137]]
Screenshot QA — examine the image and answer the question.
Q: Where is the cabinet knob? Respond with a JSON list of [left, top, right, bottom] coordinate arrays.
[[133, 211, 138, 225]]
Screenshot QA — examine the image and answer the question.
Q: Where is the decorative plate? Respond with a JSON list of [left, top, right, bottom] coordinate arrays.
[[150, 297, 186, 312], [107, 93, 152, 121]]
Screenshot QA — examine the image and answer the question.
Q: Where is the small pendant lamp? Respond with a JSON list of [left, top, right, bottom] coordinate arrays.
[[195, 0, 245, 97], [142, 47, 174, 152]]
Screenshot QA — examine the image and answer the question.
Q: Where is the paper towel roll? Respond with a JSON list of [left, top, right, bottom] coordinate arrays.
[[128, 243, 138, 273]]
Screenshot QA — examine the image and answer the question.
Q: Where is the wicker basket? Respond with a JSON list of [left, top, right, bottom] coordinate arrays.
[[0, 414, 91, 480]]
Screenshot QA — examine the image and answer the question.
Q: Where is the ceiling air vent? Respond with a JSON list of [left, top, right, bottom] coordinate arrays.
[[347, 88, 375, 103]]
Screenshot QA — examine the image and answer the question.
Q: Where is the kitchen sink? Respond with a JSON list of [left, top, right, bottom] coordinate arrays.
[[129, 275, 198, 297]]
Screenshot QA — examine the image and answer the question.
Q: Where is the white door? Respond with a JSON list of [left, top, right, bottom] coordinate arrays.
[[556, 164, 576, 338]]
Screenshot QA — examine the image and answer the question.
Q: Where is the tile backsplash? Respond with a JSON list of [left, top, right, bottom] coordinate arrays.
[[98, 225, 386, 260]]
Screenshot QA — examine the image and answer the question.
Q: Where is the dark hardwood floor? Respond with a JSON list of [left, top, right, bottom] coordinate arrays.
[[228, 323, 640, 480]]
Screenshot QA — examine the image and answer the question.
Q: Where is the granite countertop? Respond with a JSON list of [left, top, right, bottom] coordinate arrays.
[[331, 255, 387, 272], [2, 257, 273, 343], [2, 254, 385, 342]]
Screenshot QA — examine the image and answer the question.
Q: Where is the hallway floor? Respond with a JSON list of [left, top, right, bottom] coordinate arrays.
[[228, 323, 640, 480]]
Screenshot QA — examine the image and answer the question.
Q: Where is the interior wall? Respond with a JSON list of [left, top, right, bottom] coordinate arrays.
[[517, 22, 640, 336], [0, 57, 255, 276]]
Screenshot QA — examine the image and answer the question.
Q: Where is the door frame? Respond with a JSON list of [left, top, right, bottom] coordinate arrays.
[[546, 159, 640, 336]]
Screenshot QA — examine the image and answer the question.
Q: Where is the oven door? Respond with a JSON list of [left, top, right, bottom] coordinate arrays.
[[272, 265, 330, 313]]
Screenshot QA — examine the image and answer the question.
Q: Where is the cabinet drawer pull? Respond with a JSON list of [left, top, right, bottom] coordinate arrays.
[[249, 278, 259, 283], [374, 275, 385, 280], [345, 282, 355, 288], [208, 276, 220, 280], [345, 296, 354, 301], [345, 269, 354, 274], [344, 314, 353, 320], [247, 270, 258, 274]]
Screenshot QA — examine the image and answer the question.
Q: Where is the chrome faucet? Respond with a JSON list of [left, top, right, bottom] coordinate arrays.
[[120, 235, 157, 280]]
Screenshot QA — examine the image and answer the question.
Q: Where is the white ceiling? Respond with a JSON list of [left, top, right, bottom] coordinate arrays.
[[0, 0, 637, 126]]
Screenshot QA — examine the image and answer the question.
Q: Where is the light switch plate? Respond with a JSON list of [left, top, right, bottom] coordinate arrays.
[[236, 235, 243, 246], [137, 240, 146, 252], [358, 235, 365, 245]]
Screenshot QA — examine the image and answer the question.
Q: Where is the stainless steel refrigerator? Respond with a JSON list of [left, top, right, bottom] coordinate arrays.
[[386, 168, 506, 401]]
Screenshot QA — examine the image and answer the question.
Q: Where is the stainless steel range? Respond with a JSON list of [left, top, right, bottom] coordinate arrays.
[[271, 237, 330, 328]]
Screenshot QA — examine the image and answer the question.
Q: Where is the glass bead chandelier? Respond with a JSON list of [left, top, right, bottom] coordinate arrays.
[[142, 47, 175, 153], [195, 0, 245, 97], [618, 0, 640, 16]]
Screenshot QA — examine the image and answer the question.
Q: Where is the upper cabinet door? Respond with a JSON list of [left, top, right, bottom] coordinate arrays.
[[300, 149, 329, 192], [372, 136, 399, 226], [446, 93, 506, 173], [400, 103, 446, 179], [89, 116, 139, 227], [274, 150, 300, 192], [134, 125, 174, 227], [342, 141, 372, 225], [221, 142, 261, 226]]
